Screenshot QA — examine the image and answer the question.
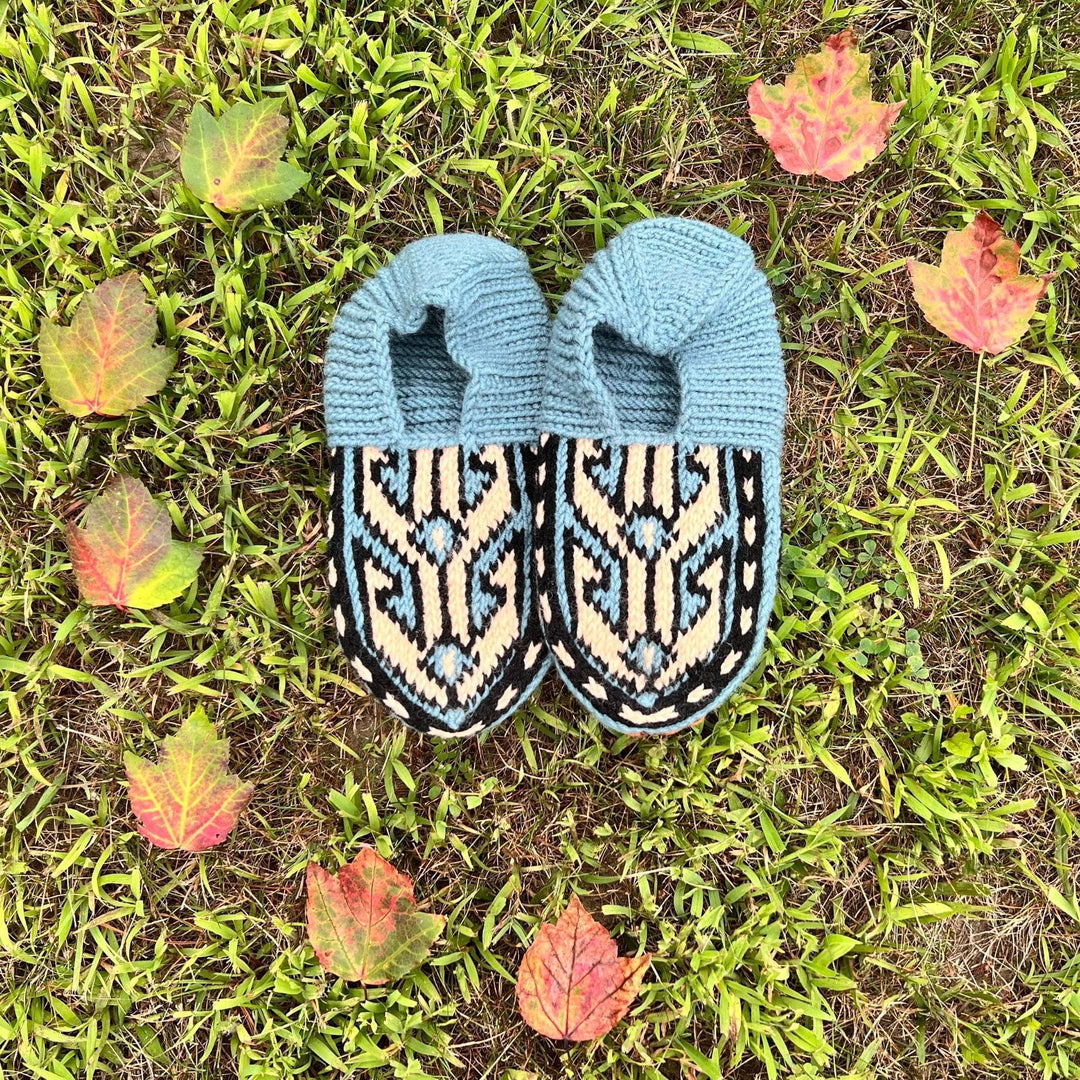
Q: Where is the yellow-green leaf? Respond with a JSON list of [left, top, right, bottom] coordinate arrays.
[[180, 99, 309, 212], [125, 709, 253, 852], [67, 476, 203, 609], [38, 273, 175, 417]]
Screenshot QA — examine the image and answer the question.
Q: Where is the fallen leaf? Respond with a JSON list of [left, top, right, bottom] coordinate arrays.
[[306, 847, 445, 984], [125, 709, 253, 852], [907, 212, 1052, 353], [38, 273, 176, 416], [516, 895, 651, 1042], [67, 476, 203, 609], [748, 31, 904, 181], [180, 99, 310, 212]]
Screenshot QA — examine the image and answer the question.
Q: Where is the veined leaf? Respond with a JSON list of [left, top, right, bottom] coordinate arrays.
[[181, 99, 309, 212], [125, 709, 253, 852], [39, 273, 175, 416], [908, 212, 1052, 353], [516, 895, 651, 1042], [748, 31, 904, 181], [306, 847, 445, 984], [67, 476, 203, 609]]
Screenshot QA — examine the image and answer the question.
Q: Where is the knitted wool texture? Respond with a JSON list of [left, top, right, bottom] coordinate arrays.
[[324, 234, 551, 736], [535, 217, 786, 734]]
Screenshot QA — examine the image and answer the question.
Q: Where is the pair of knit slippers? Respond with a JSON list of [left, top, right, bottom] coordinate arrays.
[[324, 217, 786, 738]]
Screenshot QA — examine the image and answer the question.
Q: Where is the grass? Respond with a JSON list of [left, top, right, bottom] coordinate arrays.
[[1, 0, 1078, 1076]]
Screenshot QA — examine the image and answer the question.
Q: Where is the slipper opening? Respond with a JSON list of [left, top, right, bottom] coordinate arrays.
[[390, 306, 470, 438], [592, 322, 680, 434]]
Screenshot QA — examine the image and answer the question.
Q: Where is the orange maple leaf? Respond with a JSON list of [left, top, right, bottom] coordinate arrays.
[[748, 31, 904, 181], [516, 896, 651, 1042], [907, 213, 1052, 353]]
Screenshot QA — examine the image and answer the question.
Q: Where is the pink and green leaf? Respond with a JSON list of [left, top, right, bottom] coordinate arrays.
[[180, 99, 309, 212], [38, 273, 176, 416], [125, 709, 253, 852], [67, 476, 203, 609], [516, 895, 651, 1042], [907, 212, 1052, 353], [748, 31, 904, 181], [306, 847, 445, 984]]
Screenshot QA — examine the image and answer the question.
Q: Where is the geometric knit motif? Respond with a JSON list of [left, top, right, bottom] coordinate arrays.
[[327, 442, 548, 737], [535, 434, 770, 733]]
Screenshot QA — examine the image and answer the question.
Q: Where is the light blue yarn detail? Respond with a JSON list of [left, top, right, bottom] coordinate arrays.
[[468, 513, 527, 630], [350, 516, 419, 632], [428, 643, 473, 686], [413, 516, 457, 566], [341, 447, 364, 635], [721, 445, 739, 641], [551, 439, 752, 707], [540, 216, 786, 456], [324, 233, 550, 450], [571, 521, 623, 623], [680, 521, 730, 634]]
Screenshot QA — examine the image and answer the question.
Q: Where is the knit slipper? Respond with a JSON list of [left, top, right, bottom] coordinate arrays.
[[535, 217, 786, 735], [324, 234, 551, 737]]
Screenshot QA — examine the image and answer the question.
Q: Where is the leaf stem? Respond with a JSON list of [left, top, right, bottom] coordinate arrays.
[[966, 349, 986, 480]]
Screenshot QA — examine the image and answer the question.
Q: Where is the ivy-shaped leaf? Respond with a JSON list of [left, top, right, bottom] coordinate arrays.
[[180, 99, 309, 212], [38, 273, 176, 416], [748, 31, 904, 181], [67, 476, 203, 609], [125, 709, 253, 852]]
